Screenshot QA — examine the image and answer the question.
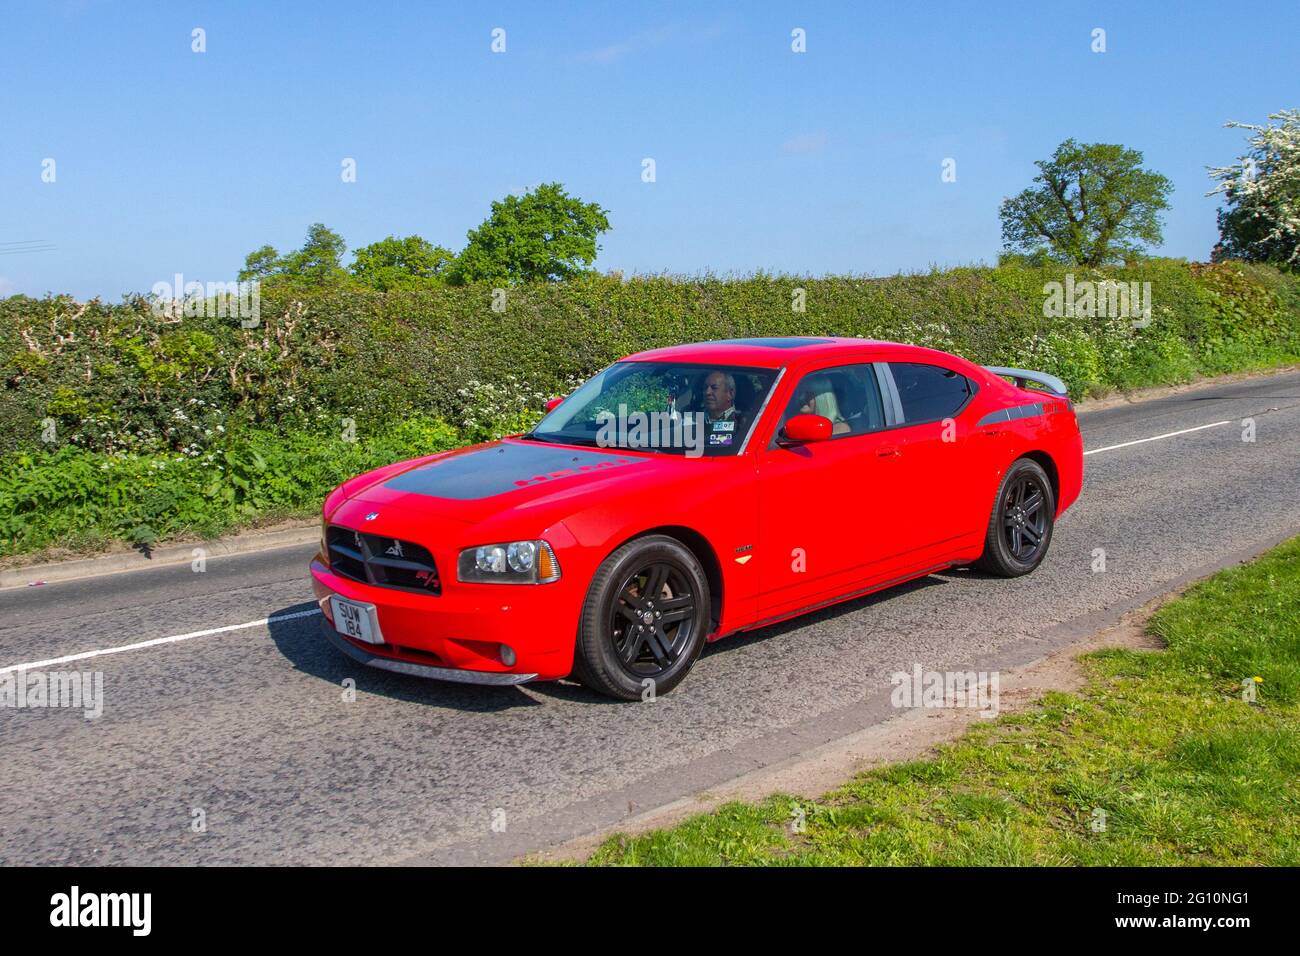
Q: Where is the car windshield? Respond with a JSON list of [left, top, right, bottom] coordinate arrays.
[[527, 361, 779, 457]]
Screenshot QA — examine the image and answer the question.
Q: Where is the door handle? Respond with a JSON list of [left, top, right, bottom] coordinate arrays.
[[876, 445, 901, 458]]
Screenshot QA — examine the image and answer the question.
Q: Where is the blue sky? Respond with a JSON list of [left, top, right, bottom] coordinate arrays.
[[2, 0, 1297, 299]]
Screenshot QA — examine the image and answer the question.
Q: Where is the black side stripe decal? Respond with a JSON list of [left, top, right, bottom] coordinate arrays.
[[976, 402, 1044, 428]]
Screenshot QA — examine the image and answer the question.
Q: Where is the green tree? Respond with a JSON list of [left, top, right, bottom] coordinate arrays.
[[280, 223, 348, 284], [999, 140, 1173, 267], [239, 245, 282, 282], [451, 182, 611, 284], [1208, 109, 1300, 266], [238, 223, 348, 287], [350, 235, 456, 291]]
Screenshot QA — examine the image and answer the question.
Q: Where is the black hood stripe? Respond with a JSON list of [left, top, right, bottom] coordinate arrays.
[[384, 443, 649, 500]]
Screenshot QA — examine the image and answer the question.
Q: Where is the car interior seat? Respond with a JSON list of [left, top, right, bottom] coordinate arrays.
[[840, 369, 885, 433], [733, 375, 756, 416]]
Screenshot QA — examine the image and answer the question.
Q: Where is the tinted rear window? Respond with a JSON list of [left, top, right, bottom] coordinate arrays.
[[890, 362, 973, 423]]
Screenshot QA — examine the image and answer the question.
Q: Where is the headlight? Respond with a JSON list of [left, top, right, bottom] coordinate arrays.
[[458, 540, 561, 584]]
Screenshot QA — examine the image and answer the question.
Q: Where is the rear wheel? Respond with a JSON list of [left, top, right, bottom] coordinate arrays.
[[572, 535, 710, 700], [976, 458, 1055, 577]]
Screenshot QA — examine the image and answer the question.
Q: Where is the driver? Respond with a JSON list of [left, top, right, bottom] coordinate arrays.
[[700, 370, 746, 450]]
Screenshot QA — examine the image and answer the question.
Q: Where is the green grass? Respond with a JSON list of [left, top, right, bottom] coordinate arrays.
[[586, 537, 1300, 866]]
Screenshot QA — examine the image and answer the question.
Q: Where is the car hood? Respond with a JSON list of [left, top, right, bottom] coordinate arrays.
[[337, 438, 699, 525]]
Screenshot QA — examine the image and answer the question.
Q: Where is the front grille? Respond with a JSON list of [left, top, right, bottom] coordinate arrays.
[[326, 526, 442, 595]]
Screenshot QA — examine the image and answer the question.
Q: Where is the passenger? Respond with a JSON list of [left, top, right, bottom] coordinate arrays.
[[796, 376, 850, 435]]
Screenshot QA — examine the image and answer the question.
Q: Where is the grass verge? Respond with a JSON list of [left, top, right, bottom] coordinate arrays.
[[586, 536, 1300, 866]]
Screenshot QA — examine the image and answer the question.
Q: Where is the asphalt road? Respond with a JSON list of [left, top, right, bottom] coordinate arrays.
[[3, 370, 1299, 865]]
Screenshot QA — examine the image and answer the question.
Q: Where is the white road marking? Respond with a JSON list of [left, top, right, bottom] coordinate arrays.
[[1084, 419, 1233, 457], [0, 418, 1248, 675], [0, 608, 321, 675]]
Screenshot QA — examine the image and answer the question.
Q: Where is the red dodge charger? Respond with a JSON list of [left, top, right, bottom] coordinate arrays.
[[311, 337, 1083, 699]]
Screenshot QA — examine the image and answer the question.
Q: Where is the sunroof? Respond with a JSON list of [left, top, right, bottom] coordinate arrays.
[[711, 337, 833, 349]]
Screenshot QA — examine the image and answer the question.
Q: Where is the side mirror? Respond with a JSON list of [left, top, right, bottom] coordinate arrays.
[[780, 413, 832, 444], [544, 396, 564, 413]]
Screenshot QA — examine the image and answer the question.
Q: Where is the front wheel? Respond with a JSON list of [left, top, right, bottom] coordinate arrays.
[[975, 458, 1055, 577], [572, 535, 711, 700]]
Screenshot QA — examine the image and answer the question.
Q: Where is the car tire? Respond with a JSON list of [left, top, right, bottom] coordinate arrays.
[[573, 535, 711, 700], [975, 457, 1056, 577]]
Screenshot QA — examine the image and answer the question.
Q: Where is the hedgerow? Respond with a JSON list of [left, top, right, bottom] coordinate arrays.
[[1, 260, 1297, 556]]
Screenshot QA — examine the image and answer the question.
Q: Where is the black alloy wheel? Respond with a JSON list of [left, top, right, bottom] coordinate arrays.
[[1001, 471, 1049, 563], [976, 457, 1056, 577], [573, 535, 711, 700], [608, 561, 699, 676]]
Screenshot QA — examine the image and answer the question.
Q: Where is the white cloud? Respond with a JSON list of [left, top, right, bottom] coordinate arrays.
[[576, 19, 728, 65], [577, 25, 676, 64], [578, 40, 638, 65]]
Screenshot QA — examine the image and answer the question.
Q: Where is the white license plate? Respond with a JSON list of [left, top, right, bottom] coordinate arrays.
[[330, 596, 382, 645]]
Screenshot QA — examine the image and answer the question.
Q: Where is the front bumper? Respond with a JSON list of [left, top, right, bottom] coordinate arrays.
[[310, 557, 580, 682], [318, 620, 538, 685]]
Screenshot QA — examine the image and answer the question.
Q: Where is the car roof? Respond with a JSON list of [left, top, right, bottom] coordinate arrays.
[[622, 337, 960, 370]]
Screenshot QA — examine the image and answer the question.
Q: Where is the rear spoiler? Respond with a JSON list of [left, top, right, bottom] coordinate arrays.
[[984, 366, 1068, 396]]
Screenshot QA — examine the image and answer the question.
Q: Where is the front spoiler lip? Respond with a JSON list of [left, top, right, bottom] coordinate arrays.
[[319, 621, 537, 686]]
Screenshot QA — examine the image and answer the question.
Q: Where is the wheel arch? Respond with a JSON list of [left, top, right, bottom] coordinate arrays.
[[618, 525, 723, 633], [1019, 449, 1060, 509]]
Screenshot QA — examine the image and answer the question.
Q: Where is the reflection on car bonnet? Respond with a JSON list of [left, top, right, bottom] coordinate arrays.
[[383, 443, 649, 500]]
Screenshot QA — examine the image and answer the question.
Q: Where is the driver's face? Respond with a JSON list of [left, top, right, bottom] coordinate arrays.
[[703, 372, 734, 415]]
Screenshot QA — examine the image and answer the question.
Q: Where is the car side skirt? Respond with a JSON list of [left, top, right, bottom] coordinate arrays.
[[719, 560, 959, 640]]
